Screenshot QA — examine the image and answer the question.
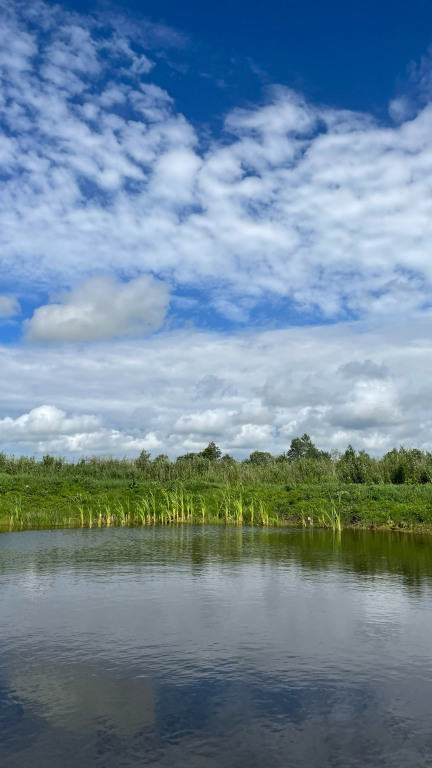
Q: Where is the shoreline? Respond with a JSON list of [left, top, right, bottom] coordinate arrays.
[[2, 474, 432, 534]]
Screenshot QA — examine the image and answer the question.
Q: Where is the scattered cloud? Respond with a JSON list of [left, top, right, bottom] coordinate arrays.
[[389, 46, 432, 122], [1, 1, 432, 456], [388, 96, 415, 123], [1, 2, 432, 324], [0, 296, 21, 318], [26, 275, 170, 342]]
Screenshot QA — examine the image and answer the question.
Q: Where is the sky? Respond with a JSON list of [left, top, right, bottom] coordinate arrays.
[[1, 0, 432, 459]]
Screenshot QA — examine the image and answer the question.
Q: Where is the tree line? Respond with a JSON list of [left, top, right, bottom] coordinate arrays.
[[1, 434, 432, 485]]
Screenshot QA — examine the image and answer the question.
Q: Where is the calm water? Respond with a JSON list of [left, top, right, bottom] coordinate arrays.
[[1, 526, 432, 768]]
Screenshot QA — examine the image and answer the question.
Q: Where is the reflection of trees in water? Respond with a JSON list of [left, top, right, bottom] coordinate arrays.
[[1, 528, 431, 593], [1, 527, 432, 767]]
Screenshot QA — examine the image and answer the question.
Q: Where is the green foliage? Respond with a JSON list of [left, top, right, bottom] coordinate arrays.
[[1, 437, 432, 495], [391, 464, 406, 485], [177, 452, 197, 461], [154, 454, 169, 463], [135, 450, 151, 470], [418, 469, 431, 484], [220, 453, 236, 464], [2, 475, 432, 533], [337, 446, 380, 484], [0, 434, 425, 531], [199, 442, 222, 461], [248, 451, 273, 465], [286, 434, 328, 462]]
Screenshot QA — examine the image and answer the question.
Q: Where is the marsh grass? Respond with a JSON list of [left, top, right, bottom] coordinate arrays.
[[2, 475, 432, 533]]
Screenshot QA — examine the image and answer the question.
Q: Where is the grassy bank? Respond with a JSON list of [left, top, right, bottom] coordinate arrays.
[[1, 473, 432, 533]]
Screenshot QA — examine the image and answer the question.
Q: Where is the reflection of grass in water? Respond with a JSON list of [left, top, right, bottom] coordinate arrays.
[[2, 477, 432, 532]]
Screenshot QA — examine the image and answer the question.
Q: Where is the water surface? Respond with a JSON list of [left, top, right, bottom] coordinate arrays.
[[1, 526, 432, 767]]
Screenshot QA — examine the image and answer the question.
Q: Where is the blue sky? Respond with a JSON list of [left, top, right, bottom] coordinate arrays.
[[50, 0, 432, 117], [1, 0, 432, 457]]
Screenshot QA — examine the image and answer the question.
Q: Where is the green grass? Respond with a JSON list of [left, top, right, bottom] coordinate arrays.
[[1, 474, 432, 533]]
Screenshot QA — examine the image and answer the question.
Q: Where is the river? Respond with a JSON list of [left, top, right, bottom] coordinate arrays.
[[1, 526, 431, 767]]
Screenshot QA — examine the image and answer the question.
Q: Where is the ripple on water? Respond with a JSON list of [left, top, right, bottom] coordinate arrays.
[[1, 526, 432, 767]]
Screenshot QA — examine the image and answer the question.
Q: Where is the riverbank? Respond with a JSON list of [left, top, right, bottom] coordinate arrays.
[[1, 474, 432, 532]]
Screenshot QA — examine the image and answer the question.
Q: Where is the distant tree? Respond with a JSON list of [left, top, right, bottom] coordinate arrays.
[[153, 453, 170, 480], [418, 469, 431, 484], [41, 454, 64, 471], [248, 451, 273, 466], [338, 446, 379, 484], [199, 442, 222, 461], [286, 434, 321, 462], [177, 452, 197, 461], [153, 454, 170, 464], [382, 446, 423, 484], [135, 449, 151, 470], [391, 464, 406, 485], [220, 453, 236, 464]]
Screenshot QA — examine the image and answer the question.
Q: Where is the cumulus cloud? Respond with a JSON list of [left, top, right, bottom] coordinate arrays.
[[2, 1, 432, 457], [26, 275, 170, 342], [1, 2, 432, 324], [0, 405, 100, 440], [327, 380, 403, 431], [173, 409, 233, 436], [0, 295, 21, 318], [0, 405, 161, 455], [0, 317, 431, 458]]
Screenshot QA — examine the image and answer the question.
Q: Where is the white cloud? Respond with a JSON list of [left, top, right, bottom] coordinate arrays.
[[1, 2, 432, 323], [230, 423, 276, 449], [26, 275, 170, 342], [173, 409, 233, 436], [2, 2, 432, 457], [327, 380, 403, 431], [0, 404, 161, 455], [388, 96, 415, 123], [0, 295, 21, 318], [0, 317, 431, 457], [0, 405, 100, 439]]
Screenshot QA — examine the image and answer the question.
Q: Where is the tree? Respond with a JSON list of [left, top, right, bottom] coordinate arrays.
[[248, 451, 273, 465], [391, 464, 406, 485], [220, 453, 236, 464], [199, 442, 222, 461], [418, 469, 431, 484], [177, 452, 197, 461], [337, 445, 376, 484], [153, 454, 169, 464], [135, 449, 151, 470], [286, 434, 321, 462], [153, 453, 170, 480]]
